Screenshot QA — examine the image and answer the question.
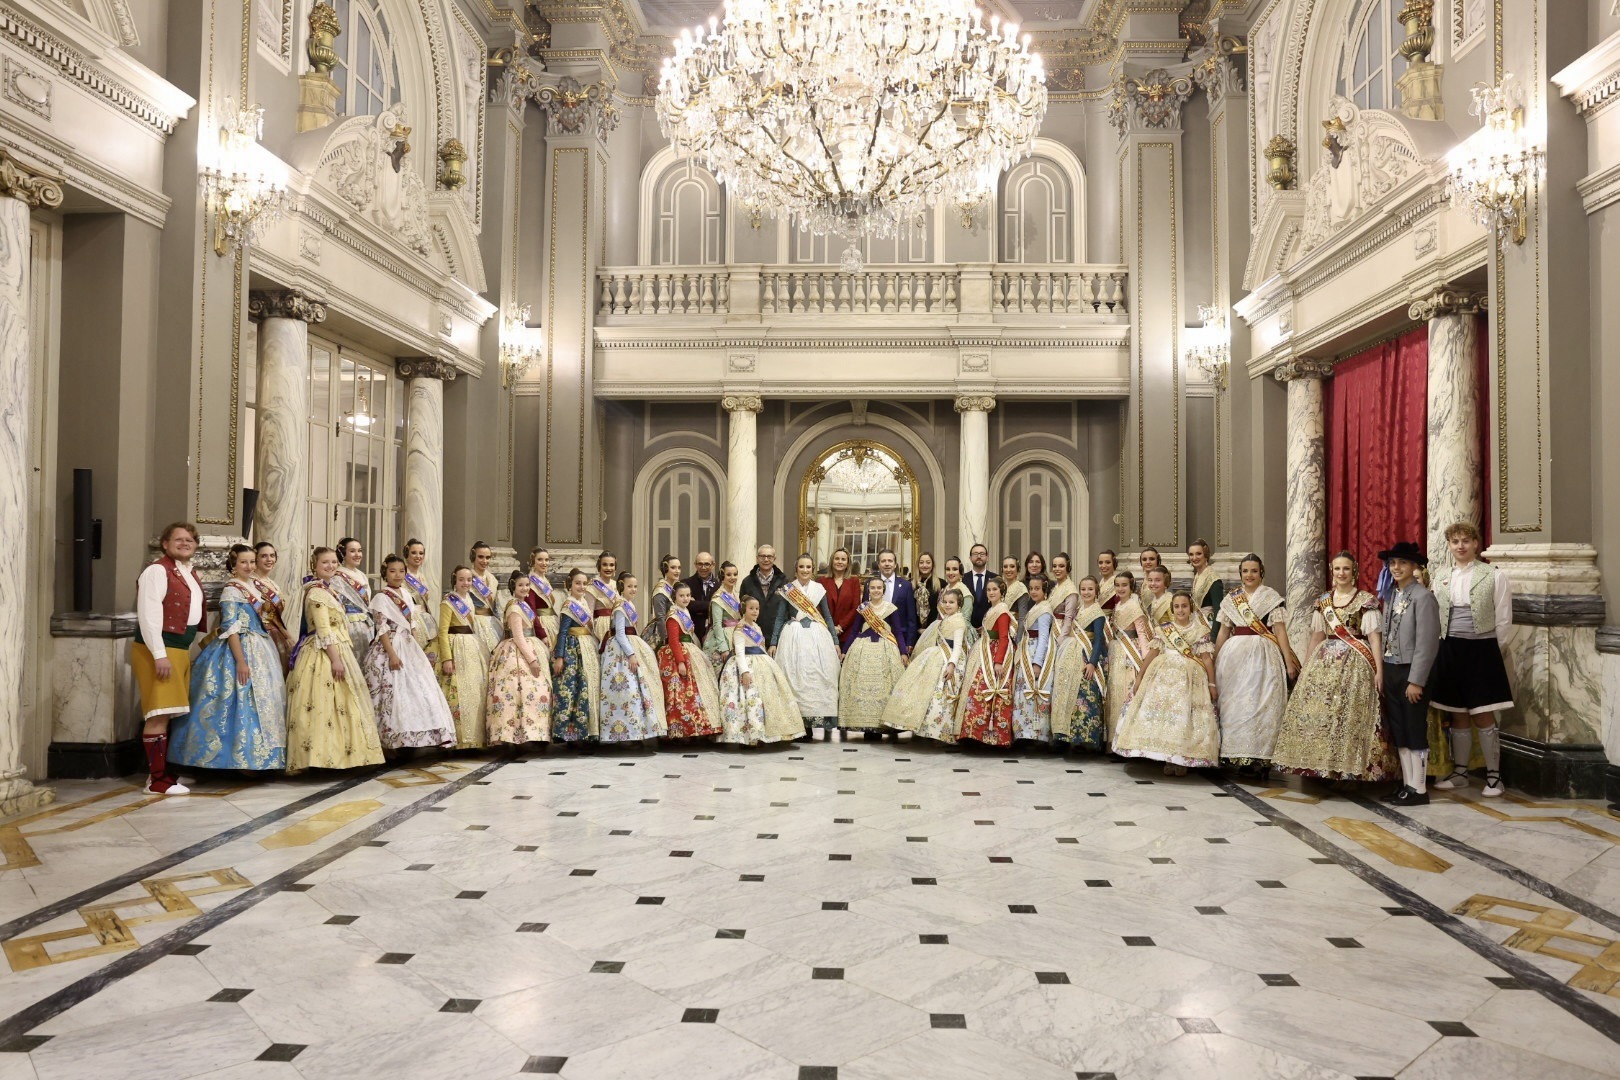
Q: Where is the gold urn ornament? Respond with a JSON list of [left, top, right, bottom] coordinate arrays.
[[1264, 135, 1297, 190], [1397, 0, 1436, 64], [307, 3, 341, 76], [438, 139, 469, 190]]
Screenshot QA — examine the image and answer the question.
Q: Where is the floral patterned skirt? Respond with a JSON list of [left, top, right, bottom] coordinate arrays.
[[1271, 640, 1394, 781], [485, 638, 552, 745], [659, 646, 722, 738], [956, 651, 1014, 747]]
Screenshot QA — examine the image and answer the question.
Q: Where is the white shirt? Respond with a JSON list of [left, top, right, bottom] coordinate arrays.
[[881, 575, 896, 604], [137, 560, 203, 648], [1449, 561, 1513, 640]]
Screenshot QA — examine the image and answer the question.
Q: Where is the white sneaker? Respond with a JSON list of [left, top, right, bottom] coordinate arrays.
[[1432, 770, 1470, 790], [1481, 774, 1505, 798], [145, 779, 191, 796]]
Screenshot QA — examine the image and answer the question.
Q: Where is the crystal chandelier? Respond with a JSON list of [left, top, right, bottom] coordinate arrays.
[[200, 101, 288, 259], [1447, 73, 1543, 246], [1186, 303, 1230, 390], [500, 305, 543, 387], [657, 0, 1047, 272]]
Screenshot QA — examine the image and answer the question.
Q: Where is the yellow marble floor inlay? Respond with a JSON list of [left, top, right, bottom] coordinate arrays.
[[1453, 894, 1620, 997], [258, 800, 383, 850], [1433, 791, 1620, 845], [0, 784, 254, 871], [1324, 816, 1453, 873], [1257, 788, 1324, 805], [380, 761, 467, 788], [3, 868, 251, 972]]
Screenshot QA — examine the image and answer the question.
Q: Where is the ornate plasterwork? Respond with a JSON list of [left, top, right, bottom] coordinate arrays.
[[1272, 356, 1333, 382], [0, 8, 186, 133], [1109, 67, 1196, 134], [310, 106, 433, 258], [953, 394, 997, 412], [247, 288, 328, 324], [1297, 96, 1427, 255], [2, 57, 51, 119], [533, 75, 619, 141], [396, 356, 459, 381], [0, 150, 63, 208], [721, 393, 763, 413], [1409, 287, 1483, 322]]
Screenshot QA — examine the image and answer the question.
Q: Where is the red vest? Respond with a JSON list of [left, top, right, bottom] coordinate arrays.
[[145, 556, 207, 641]]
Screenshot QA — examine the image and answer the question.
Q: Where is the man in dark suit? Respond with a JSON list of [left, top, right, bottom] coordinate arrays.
[[965, 543, 993, 630], [873, 548, 919, 655], [684, 551, 720, 640], [740, 544, 788, 641]]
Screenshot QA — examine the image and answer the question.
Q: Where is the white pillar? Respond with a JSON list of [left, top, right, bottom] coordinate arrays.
[[724, 394, 763, 568], [0, 151, 62, 815], [955, 394, 995, 557], [1410, 289, 1484, 567], [1275, 359, 1333, 660], [248, 289, 326, 597], [397, 358, 457, 600]]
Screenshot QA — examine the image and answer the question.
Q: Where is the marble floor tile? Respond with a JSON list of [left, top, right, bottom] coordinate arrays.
[[26, 1001, 271, 1080], [554, 1020, 793, 1080]]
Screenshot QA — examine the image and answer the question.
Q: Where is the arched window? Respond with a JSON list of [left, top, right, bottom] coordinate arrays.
[[998, 464, 1071, 563], [333, 0, 401, 118], [1342, 0, 1405, 112], [1000, 157, 1072, 264], [648, 462, 721, 582], [651, 158, 725, 265]]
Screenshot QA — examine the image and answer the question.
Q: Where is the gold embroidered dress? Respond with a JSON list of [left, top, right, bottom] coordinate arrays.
[[435, 591, 489, 749], [881, 613, 966, 742], [286, 583, 385, 771], [1105, 596, 1151, 737], [1272, 591, 1393, 781], [837, 599, 906, 730], [1113, 616, 1219, 768]]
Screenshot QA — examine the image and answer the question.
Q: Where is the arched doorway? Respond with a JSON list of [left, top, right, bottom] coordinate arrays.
[[797, 439, 921, 577]]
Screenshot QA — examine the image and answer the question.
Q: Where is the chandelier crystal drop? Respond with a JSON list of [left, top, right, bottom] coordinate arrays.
[[656, 0, 1047, 272], [1447, 73, 1544, 245]]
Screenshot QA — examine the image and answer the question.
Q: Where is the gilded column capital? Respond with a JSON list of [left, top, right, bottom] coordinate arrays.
[[0, 151, 63, 209], [1108, 67, 1196, 136], [953, 394, 997, 413], [533, 75, 619, 141], [396, 357, 459, 381], [1272, 357, 1334, 383], [722, 393, 763, 414], [248, 288, 328, 324], [1409, 288, 1484, 322]]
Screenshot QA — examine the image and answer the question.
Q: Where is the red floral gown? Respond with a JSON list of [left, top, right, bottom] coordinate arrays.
[[658, 609, 723, 737], [956, 605, 1017, 746]]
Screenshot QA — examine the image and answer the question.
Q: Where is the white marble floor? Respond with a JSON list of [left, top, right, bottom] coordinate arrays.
[[3, 743, 1620, 1079]]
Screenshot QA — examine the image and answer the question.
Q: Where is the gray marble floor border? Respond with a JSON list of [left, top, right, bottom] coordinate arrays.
[[1217, 777, 1620, 1046], [0, 769, 386, 942], [0, 757, 507, 1046], [1345, 792, 1620, 936]]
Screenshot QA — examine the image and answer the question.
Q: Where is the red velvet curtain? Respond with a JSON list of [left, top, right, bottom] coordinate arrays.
[[1325, 327, 1429, 592]]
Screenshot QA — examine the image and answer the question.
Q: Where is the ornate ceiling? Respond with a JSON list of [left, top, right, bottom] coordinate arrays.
[[630, 0, 1102, 34]]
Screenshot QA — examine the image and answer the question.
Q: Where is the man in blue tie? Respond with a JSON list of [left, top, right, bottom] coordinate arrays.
[[874, 548, 918, 656], [966, 543, 992, 630]]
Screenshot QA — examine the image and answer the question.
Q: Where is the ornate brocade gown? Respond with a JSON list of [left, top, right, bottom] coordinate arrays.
[[435, 593, 489, 749], [364, 588, 456, 751], [1272, 591, 1394, 782], [598, 600, 665, 742], [718, 624, 805, 745], [485, 598, 554, 746], [882, 613, 966, 743], [838, 600, 907, 731], [1113, 617, 1220, 769], [956, 604, 1017, 746], [286, 585, 385, 772], [174, 580, 287, 770]]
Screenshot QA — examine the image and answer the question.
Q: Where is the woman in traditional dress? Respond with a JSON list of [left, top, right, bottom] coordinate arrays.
[[645, 554, 682, 649], [769, 554, 842, 740], [1104, 571, 1153, 739], [1272, 551, 1392, 782], [659, 581, 723, 739], [957, 577, 1018, 747], [839, 577, 907, 738], [174, 544, 287, 772], [485, 575, 553, 748], [332, 537, 376, 659], [588, 551, 623, 643], [1060, 575, 1111, 753], [1114, 591, 1220, 775], [882, 587, 967, 743], [1213, 555, 1299, 771], [819, 548, 863, 652], [1000, 556, 1030, 627], [435, 565, 489, 749], [940, 556, 973, 628], [550, 569, 601, 745], [1188, 538, 1225, 632], [1011, 575, 1056, 744], [1143, 566, 1174, 629], [912, 552, 940, 633], [252, 542, 293, 672], [702, 561, 743, 671], [525, 547, 561, 648], [1046, 555, 1082, 747], [364, 554, 455, 752], [286, 547, 385, 772], [131, 522, 207, 794], [598, 572, 665, 744], [401, 539, 440, 670], [719, 595, 805, 746], [468, 542, 506, 657]]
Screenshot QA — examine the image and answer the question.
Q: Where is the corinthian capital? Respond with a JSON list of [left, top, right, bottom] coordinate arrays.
[[1408, 288, 1484, 322], [1272, 357, 1335, 383], [248, 288, 328, 324], [533, 75, 619, 141], [953, 394, 997, 413], [396, 357, 459, 381], [0, 151, 63, 209], [722, 393, 763, 414], [1109, 68, 1196, 136]]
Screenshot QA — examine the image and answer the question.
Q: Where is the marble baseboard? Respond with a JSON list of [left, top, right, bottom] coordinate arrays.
[[0, 777, 55, 818], [1597, 626, 1620, 654], [1511, 595, 1606, 627], [47, 738, 142, 780], [49, 612, 137, 638], [1606, 764, 1620, 811], [1499, 733, 1608, 799], [50, 633, 138, 746]]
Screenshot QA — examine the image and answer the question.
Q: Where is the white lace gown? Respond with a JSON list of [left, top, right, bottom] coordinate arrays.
[[771, 580, 842, 719], [1213, 586, 1291, 764], [363, 591, 456, 750]]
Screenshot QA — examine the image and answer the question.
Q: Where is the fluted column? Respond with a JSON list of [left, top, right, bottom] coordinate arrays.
[[398, 358, 458, 599], [1410, 288, 1484, 567], [955, 394, 996, 558], [724, 394, 763, 568], [1275, 358, 1333, 659], [0, 151, 62, 815], [248, 290, 326, 596]]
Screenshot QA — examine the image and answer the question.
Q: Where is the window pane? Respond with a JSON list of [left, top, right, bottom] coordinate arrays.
[[310, 422, 329, 500], [310, 346, 330, 421]]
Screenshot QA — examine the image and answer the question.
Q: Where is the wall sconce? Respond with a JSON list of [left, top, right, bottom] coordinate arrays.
[[500, 304, 542, 387], [1448, 73, 1544, 245], [199, 101, 287, 258], [1186, 303, 1231, 390]]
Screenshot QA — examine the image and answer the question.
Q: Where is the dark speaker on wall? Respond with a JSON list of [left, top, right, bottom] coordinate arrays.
[[242, 487, 261, 540], [71, 468, 101, 612]]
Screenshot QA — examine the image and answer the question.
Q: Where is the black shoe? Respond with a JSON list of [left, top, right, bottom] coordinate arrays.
[[1389, 787, 1430, 806], [1381, 785, 1411, 804]]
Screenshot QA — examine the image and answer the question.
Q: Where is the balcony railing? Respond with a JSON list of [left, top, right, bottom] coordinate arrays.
[[596, 264, 1129, 319]]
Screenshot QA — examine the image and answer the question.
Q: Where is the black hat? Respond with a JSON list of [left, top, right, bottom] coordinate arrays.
[[1377, 540, 1427, 567]]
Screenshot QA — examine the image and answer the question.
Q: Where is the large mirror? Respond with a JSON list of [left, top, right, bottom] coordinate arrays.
[[798, 440, 920, 577]]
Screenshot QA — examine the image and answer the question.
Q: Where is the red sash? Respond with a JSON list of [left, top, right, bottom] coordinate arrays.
[[1319, 594, 1378, 671]]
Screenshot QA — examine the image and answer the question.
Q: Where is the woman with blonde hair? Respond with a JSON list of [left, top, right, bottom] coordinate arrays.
[[286, 547, 385, 771]]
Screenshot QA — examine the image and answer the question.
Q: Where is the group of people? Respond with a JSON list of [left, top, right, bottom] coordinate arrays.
[[129, 524, 1514, 808]]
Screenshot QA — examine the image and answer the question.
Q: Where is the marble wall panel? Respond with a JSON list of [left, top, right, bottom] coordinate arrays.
[[1500, 625, 1604, 746], [51, 636, 136, 746]]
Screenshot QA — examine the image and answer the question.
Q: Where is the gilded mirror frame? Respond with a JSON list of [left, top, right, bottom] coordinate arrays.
[[796, 438, 922, 575]]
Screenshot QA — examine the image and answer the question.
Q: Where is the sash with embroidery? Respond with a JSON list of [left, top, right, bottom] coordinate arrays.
[[563, 597, 594, 627], [620, 599, 639, 626], [227, 579, 264, 615], [1320, 593, 1378, 671], [665, 607, 697, 644], [738, 622, 765, 647], [405, 571, 429, 602], [1109, 604, 1146, 675], [857, 603, 900, 651], [445, 592, 474, 624], [1159, 618, 1204, 662], [527, 573, 555, 608], [382, 586, 411, 620], [714, 590, 741, 622], [339, 567, 369, 600], [1229, 588, 1281, 647], [1191, 566, 1219, 612], [784, 584, 830, 632], [470, 574, 495, 612]]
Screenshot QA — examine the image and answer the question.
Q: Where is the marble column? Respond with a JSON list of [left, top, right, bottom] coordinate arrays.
[[1275, 358, 1333, 660], [397, 358, 458, 600], [1409, 288, 1484, 566], [955, 395, 996, 558], [0, 151, 62, 815], [248, 289, 327, 597], [724, 394, 763, 568]]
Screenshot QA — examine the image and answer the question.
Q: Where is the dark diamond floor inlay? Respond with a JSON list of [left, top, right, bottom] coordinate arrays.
[[1428, 1021, 1477, 1037], [517, 923, 550, 933], [1123, 936, 1154, 947], [376, 953, 413, 964], [440, 998, 481, 1013], [1260, 973, 1299, 986], [812, 967, 844, 980], [521, 1056, 568, 1074], [257, 1044, 307, 1062], [591, 961, 625, 973], [209, 988, 254, 1002], [682, 1008, 719, 1023], [930, 1013, 967, 1029], [716, 928, 746, 939], [1035, 971, 1070, 985]]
